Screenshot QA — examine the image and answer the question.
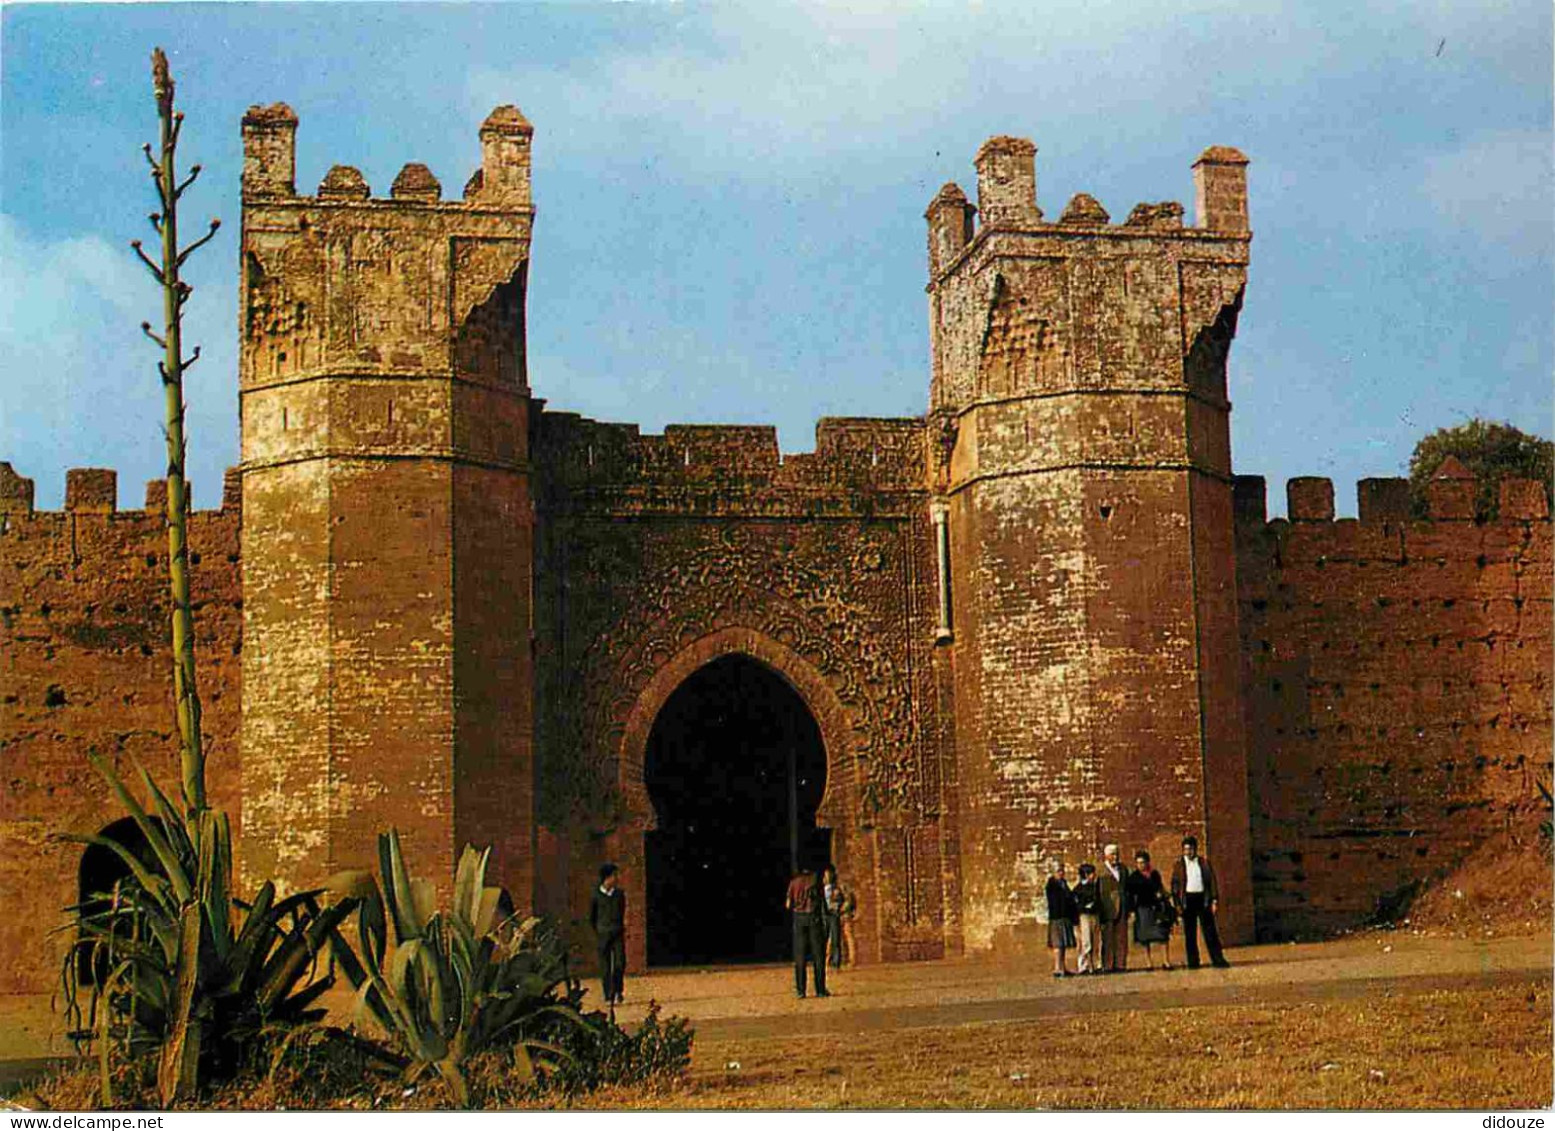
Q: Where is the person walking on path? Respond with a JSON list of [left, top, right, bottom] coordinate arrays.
[[786, 866, 830, 998], [1170, 836, 1231, 970], [1127, 850, 1174, 970], [1072, 863, 1103, 974], [1098, 843, 1131, 973], [589, 863, 627, 1006], [821, 863, 845, 970], [1045, 860, 1078, 977]]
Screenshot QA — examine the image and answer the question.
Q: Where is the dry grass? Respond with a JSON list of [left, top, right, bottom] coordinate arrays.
[[620, 983, 1553, 1111], [23, 983, 1552, 1111]]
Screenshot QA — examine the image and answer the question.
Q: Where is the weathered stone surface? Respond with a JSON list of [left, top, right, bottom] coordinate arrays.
[[1237, 486, 1552, 938], [238, 106, 536, 916], [317, 164, 370, 200], [0, 117, 1546, 992], [0, 489, 242, 992], [390, 162, 441, 202], [1123, 201, 1185, 229]]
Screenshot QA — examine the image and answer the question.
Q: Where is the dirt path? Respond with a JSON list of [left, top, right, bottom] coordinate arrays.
[[2, 930, 1548, 1094]]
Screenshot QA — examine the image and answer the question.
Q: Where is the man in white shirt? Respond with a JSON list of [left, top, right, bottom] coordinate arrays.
[[1169, 836, 1230, 969]]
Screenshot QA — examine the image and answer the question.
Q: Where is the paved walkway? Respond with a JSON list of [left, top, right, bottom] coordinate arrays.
[[2, 932, 1548, 1092], [604, 932, 1551, 1040]]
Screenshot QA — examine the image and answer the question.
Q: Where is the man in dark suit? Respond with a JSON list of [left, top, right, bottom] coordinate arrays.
[[1169, 836, 1231, 969], [785, 866, 830, 999], [589, 863, 627, 1005], [1097, 843, 1131, 973]]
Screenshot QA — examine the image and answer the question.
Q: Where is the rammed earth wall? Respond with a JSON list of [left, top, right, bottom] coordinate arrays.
[[0, 465, 243, 993], [1236, 473, 1553, 937]]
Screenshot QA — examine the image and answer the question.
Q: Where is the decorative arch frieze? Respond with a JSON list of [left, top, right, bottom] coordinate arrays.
[[612, 624, 860, 830], [554, 520, 931, 832]]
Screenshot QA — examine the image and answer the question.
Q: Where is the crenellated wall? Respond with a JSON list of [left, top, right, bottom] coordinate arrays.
[[1236, 469, 1553, 938], [0, 463, 244, 993]]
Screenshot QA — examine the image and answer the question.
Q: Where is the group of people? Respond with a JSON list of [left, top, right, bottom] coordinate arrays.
[[1044, 837, 1230, 976], [587, 859, 860, 1006], [586, 836, 1231, 1008], [784, 862, 857, 998]]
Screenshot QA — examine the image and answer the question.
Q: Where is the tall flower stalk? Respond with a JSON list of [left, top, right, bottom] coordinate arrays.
[[132, 47, 221, 813]]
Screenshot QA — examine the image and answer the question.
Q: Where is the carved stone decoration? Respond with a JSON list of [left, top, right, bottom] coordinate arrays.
[[242, 237, 324, 382], [1180, 261, 1248, 401], [929, 410, 959, 492], [450, 237, 530, 331], [976, 270, 1066, 399], [547, 519, 930, 834]]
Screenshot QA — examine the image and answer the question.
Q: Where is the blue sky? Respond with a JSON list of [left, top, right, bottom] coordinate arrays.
[[2, 0, 1549, 513]]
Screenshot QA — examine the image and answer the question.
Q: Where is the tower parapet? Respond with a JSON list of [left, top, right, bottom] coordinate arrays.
[[925, 183, 976, 278], [470, 106, 534, 205], [0, 462, 34, 515], [1193, 145, 1250, 234]]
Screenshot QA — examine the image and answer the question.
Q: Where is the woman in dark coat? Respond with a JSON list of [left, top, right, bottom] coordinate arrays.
[[1127, 850, 1174, 970], [1044, 861, 1078, 977]]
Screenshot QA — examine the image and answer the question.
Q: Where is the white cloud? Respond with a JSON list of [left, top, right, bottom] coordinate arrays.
[[464, 0, 1276, 177], [0, 214, 237, 508], [0, 215, 148, 454], [0, 214, 143, 330]]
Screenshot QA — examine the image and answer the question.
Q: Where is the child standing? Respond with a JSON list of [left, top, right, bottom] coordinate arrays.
[[1073, 863, 1103, 974], [1045, 861, 1077, 978]]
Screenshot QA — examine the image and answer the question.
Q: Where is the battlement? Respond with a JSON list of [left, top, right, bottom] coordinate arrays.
[[1233, 470, 1551, 530], [242, 103, 533, 209], [926, 140, 1249, 280], [240, 102, 536, 404], [0, 462, 242, 518], [534, 413, 926, 494]]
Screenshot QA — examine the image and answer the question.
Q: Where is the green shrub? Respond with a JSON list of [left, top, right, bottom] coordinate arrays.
[[326, 830, 591, 1106], [58, 755, 358, 1107]]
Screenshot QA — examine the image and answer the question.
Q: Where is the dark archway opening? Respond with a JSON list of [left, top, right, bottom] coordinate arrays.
[[75, 817, 158, 985], [644, 654, 829, 967]]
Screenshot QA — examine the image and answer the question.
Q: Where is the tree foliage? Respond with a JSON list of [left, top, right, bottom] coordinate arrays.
[[1408, 418, 1552, 519]]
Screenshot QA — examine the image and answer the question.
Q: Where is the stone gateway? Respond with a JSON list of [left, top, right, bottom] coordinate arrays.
[[0, 105, 1548, 992]]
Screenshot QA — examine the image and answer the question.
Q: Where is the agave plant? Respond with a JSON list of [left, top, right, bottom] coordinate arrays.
[[59, 753, 358, 1106], [328, 830, 587, 1106]]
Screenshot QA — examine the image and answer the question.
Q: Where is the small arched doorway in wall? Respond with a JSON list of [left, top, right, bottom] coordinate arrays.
[[75, 817, 157, 985], [643, 654, 830, 966]]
